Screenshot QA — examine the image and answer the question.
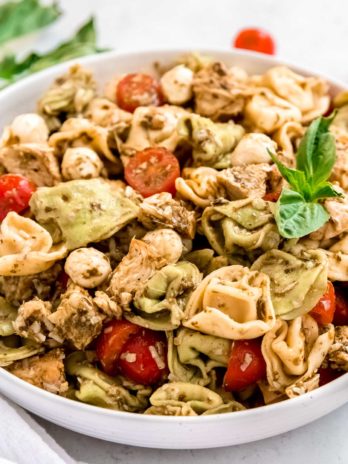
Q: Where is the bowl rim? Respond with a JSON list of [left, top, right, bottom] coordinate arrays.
[[0, 47, 347, 423], [1, 364, 347, 422]]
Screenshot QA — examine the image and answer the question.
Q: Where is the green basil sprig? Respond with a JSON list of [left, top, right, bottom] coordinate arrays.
[[270, 114, 343, 238], [0, 18, 107, 89], [0, 0, 61, 46]]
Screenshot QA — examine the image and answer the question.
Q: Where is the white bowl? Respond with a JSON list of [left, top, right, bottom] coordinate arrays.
[[0, 49, 347, 449]]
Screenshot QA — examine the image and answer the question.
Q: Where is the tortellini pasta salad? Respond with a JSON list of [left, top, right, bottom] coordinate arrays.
[[1, 54, 348, 417]]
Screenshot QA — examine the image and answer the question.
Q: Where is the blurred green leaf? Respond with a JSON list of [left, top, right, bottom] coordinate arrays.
[[0, 0, 61, 45], [0, 17, 107, 89]]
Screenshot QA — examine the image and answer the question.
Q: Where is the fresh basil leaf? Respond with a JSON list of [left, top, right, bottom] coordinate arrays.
[[310, 182, 343, 201], [0, 0, 61, 45], [0, 18, 106, 89], [296, 114, 336, 185], [275, 188, 330, 238], [269, 152, 311, 199]]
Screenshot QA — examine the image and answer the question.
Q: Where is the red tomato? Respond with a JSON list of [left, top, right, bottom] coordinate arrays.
[[223, 339, 266, 391], [333, 286, 348, 325], [96, 320, 141, 375], [116, 73, 163, 112], [263, 190, 281, 202], [310, 282, 336, 325], [233, 28, 276, 55], [124, 147, 180, 197], [118, 328, 168, 385], [318, 367, 342, 387], [0, 174, 36, 221]]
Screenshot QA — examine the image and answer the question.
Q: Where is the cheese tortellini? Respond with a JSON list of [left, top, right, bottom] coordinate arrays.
[[0, 212, 67, 276], [261, 315, 334, 400], [183, 265, 276, 340]]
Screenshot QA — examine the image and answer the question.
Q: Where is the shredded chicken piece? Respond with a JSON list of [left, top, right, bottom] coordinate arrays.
[[0, 143, 61, 186], [0, 263, 63, 308], [216, 164, 270, 199], [8, 348, 68, 395], [193, 61, 251, 120], [107, 238, 167, 313], [93, 291, 122, 319], [13, 298, 53, 344], [310, 195, 348, 241], [48, 283, 105, 350], [328, 325, 348, 371], [139, 193, 196, 239]]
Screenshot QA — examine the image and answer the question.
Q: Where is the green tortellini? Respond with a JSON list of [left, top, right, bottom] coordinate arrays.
[[126, 261, 202, 330], [145, 382, 245, 416], [0, 336, 43, 367], [65, 352, 152, 412], [185, 249, 230, 276], [178, 113, 244, 169], [0, 297, 17, 337], [202, 198, 281, 257], [167, 328, 231, 386], [30, 179, 139, 250], [251, 249, 328, 320]]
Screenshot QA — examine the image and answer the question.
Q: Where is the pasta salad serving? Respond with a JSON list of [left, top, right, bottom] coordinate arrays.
[[0, 54, 347, 417]]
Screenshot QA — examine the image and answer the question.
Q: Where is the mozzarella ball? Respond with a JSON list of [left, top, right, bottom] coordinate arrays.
[[142, 229, 184, 264], [160, 65, 194, 105], [65, 248, 111, 288], [10, 113, 49, 144], [62, 147, 103, 180], [231, 133, 277, 166]]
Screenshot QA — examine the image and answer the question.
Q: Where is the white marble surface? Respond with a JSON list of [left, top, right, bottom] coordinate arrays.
[[9, 0, 348, 462]]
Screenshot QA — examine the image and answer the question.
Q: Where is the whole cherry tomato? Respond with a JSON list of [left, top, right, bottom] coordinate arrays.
[[116, 73, 163, 112], [124, 147, 180, 197], [0, 174, 36, 221], [310, 281, 336, 325], [233, 28, 276, 55], [118, 328, 168, 385], [96, 320, 141, 375], [333, 286, 348, 325], [223, 339, 266, 391]]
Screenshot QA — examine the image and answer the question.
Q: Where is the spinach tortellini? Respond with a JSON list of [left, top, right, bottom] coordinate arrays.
[[66, 352, 152, 412], [178, 113, 244, 168], [145, 382, 244, 416], [167, 328, 231, 386], [202, 198, 281, 257], [127, 261, 202, 330], [252, 249, 328, 319]]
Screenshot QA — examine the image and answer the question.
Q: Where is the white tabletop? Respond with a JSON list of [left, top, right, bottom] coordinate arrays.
[[14, 0, 348, 461]]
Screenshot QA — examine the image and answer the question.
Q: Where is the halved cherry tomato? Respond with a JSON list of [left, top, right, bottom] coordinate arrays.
[[333, 286, 348, 325], [318, 367, 342, 387], [96, 320, 141, 375], [118, 328, 168, 385], [233, 28, 276, 55], [0, 174, 36, 221], [310, 281, 336, 325], [263, 190, 281, 202], [124, 147, 180, 197], [223, 339, 266, 391], [116, 73, 163, 112]]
